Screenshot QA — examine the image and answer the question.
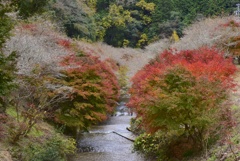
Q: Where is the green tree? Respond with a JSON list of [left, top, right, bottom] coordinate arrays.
[[147, 0, 181, 40], [96, 0, 115, 12], [136, 0, 155, 13], [136, 33, 148, 48], [144, 66, 226, 144], [0, 0, 17, 113], [8, 65, 70, 143], [96, 1, 156, 47], [0, 52, 17, 113], [86, 0, 97, 11], [12, 0, 48, 18], [50, 0, 97, 41], [96, 4, 133, 46]]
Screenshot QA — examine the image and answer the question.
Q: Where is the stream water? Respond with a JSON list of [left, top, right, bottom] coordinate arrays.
[[70, 101, 146, 161]]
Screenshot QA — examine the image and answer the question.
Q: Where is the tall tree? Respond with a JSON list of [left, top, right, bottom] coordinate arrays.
[[0, 0, 17, 113], [129, 47, 236, 148]]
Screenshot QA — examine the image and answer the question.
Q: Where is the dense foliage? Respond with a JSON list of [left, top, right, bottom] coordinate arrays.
[[55, 53, 120, 132], [26, 136, 75, 161], [50, 0, 97, 41], [0, 1, 120, 159], [0, 52, 17, 113], [129, 47, 236, 159], [11, 0, 48, 18], [0, 0, 17, 113], [1, 0, 240, 160], [0, 1, 75, 160], [11, 133, 76, 161], [47, 0, 239, 48]]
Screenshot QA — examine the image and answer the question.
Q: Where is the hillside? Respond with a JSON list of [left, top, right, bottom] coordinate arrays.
[[3, 15, 240, 159], [5, 15, 240, 78], [47, 0, 239, 48], [1, 0, 240, 160]]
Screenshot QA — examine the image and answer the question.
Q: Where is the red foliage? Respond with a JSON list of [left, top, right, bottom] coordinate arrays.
[[128, 47, 237, 131], [57, 39, 71, 49], [104, 58, 119, 71], [62, 54, 120, 103], [219, 20, 240, 28], [21, 24, 38, 32], [132, 47, 236, 90]]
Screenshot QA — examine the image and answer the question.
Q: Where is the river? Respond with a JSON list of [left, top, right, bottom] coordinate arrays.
[[70, 102, 146, 161]]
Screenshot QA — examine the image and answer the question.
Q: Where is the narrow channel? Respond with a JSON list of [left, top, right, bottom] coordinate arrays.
[[70, 101, 146, 161]]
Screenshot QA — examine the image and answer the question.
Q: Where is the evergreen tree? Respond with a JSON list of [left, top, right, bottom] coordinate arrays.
[[0, 0, 17, 113], [50, 0, 97, 41], [12, 0, 48, 18]]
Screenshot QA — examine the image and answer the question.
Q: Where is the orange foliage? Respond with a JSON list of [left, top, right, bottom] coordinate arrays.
[[55, 47, 120, 129]]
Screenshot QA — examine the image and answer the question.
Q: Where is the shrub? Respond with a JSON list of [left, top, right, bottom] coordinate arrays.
[[129, 117, 144, 135], [134, 133, 162, 160], [12, 134, 76, 161], [134, 131, 178, 161]]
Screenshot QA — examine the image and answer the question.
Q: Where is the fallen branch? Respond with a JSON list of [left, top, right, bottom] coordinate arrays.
[[112, 131, 135, 142]]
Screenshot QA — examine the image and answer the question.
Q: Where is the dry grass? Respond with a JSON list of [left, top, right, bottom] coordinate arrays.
[[3, 16, 170, 80], [4, 17, 69, 75], [74, 39, 170, 79], [5, 15, 240, 82], [0, 151, 12, 161], [171, 16, 240, 53]]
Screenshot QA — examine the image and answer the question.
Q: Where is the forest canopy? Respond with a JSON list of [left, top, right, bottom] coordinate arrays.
[[48, 0, 239, 48]]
